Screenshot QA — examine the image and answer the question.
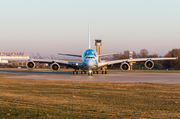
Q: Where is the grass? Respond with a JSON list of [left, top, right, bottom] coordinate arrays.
[[0, 77, 180, 118], [0, 74, 27, 77]]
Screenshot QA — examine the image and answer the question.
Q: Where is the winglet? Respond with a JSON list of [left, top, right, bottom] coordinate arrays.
[[88, 22, 90, 49]]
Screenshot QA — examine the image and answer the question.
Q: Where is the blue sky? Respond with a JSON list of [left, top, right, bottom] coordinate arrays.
[[0, 0, 180, 56]]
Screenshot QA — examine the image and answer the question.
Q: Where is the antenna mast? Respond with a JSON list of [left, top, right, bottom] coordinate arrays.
[[88, 22, 90, 49]]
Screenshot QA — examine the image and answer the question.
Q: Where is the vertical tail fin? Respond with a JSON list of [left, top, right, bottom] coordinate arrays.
[[88, 22, 90, 49]]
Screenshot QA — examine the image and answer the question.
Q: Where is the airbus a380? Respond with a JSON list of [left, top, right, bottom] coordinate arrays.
[[26, 25, 178, 76]]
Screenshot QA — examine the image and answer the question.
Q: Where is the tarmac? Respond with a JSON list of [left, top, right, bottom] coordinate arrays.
[[1, 70, 180, 84]]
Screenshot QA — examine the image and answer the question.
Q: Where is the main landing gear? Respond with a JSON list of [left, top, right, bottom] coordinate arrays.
[[93, 71, 99, 74], [81, 71, 86, 74], [102, 71, 107, 74], [73, 71, 78, 74], [73, 70, 86, 75]]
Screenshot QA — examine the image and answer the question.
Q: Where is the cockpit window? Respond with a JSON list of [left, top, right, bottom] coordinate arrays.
[[86, 57, 95, 59]]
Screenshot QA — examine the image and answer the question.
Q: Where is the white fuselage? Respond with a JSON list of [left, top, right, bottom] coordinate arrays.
[[82, 49, 98, 69]]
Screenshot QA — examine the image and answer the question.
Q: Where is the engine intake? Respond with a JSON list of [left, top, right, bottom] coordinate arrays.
[[50, 63, 60, 71], [144, 60, 154, 69], [120, 62, 130, 71], [26, 61, 35, 69]]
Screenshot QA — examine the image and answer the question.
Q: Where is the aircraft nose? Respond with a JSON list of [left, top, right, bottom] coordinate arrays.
[[87, 60, 96, 67]]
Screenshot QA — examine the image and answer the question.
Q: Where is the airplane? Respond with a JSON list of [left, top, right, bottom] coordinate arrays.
[[25, 24, 178, 76]]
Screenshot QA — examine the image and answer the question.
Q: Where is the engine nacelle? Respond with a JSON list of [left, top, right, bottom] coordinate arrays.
[[26, 61, 35, 69], [144, 60, 154, 69], [120, 62, 130, 71], [50, 63, 60, 71]]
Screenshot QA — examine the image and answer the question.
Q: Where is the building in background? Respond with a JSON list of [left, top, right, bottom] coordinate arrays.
[[0, 52, 30, 67]]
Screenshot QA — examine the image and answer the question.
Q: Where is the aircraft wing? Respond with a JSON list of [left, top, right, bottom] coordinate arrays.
[[98, 57, 178, 67], [29, 59, 83, 68], [58, 53, 82, 57], [31, 59, 69, 64]]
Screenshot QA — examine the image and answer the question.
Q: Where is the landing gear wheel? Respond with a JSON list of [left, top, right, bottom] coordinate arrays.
[[88, 72, 93, 76], [93, 71, 96, 74], [102, 71, 104, 74], [73, 71, 78, 74], [96, 71, 98, 74], [73, 71, 76, 75], [105, 71, 107, 74], [81, 71, 86, 74]]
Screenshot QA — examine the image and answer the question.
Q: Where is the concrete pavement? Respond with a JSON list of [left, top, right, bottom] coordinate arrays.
[[1, 70, 180, 84]]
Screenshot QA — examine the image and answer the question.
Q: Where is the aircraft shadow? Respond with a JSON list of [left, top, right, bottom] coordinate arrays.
[[0, 70, 73, 74]]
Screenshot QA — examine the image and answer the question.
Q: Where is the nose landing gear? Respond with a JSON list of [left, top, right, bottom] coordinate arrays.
[[88, 70, 93, 76]]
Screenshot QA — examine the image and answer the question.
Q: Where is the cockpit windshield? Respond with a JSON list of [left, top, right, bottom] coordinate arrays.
[[84, 51, 96, 57], [83, 49, 98, 61]]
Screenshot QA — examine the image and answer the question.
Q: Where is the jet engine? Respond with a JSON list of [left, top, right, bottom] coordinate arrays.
[[26, 61, 35, 69], [144, 60, 154, 69], [50, 63, 60, 71], [120, 62, 130, 71]]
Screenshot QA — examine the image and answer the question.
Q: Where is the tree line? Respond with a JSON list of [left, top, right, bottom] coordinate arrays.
[[113, 48, 180, 70]]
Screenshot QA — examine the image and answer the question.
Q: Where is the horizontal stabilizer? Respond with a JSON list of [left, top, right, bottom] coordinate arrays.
[[99, 53, 118, 57], [58, 53, 82, 57]]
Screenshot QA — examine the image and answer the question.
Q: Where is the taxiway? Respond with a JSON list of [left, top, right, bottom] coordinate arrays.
[[1, 70, 180, 84]]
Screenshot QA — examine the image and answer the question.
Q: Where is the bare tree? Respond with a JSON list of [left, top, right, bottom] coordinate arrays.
[[113, 52, 122, 60], [139, 49, 149, 58], [121, 50, 129, 59], [163, 48, 180, 69], [149, 53, 159, 58], [113, 50, 130, 60], [133, 51, 138, 58]]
